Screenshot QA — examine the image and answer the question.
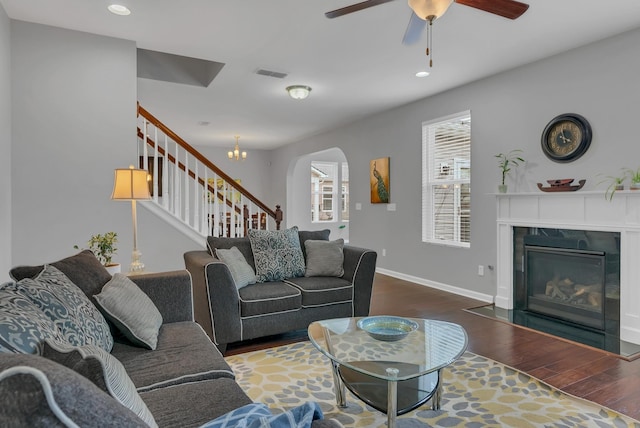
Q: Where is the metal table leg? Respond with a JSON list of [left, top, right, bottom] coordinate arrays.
[[386, 367, 400, 428]]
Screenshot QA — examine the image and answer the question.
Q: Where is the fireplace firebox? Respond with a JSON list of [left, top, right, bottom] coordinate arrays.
[[513, 228, 620, 340], [524, 246, 605, 330]]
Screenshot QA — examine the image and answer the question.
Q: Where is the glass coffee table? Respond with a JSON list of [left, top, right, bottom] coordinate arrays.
[[308, 317, 468, 428]]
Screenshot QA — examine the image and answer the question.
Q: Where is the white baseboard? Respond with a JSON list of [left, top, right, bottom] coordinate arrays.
[[375, 268, 494, 304]]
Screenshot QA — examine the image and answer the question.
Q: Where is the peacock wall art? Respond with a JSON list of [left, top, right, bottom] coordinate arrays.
[[370, 157, 390, 204]]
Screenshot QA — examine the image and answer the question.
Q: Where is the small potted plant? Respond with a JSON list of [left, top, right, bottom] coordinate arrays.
[[597, 173, 626, 201], [625, 167, 640, 190], [495, 150, 525, 193], [75, 232, 120, 274]]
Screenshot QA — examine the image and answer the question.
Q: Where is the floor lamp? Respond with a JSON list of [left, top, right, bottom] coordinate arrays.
[[111, 166, 151, 273]]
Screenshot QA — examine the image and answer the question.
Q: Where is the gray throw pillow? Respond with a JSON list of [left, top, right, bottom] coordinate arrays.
[[43, 340, 158, 427], [215, 247, 257, 289], [0, 354, 148, 427], [248, 226, 306, 282], [0, 284, 66, 355], [15, 265, 113, 352], [304, 239, 345, 277], [9, 250, 112, 299], [94, 274, 163, 350]]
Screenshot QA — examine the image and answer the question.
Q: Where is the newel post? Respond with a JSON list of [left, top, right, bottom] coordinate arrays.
[[275, 205, 283, 230]]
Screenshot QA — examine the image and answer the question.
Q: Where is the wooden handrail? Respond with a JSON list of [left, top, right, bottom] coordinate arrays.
[[138, 104, 277, 219]]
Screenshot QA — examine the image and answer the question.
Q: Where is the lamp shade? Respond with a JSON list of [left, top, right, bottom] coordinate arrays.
[[111, 166, 151, 200], [408, 0, 453, 19]]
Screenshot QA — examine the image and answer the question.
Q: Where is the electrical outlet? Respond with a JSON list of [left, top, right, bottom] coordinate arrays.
[[382, 249, 386, 257], [478, 265, 484, 276]]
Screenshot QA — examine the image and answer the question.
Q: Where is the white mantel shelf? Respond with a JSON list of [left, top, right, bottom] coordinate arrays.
[[495, 190, 640, 345]]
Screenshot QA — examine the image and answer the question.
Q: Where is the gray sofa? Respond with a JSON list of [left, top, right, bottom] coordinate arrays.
[[0, 250, 338, 427], [184, 229, 378, 352]]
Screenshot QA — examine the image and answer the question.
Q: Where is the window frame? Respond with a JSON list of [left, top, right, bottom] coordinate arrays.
[[421, 110, 471, 248]]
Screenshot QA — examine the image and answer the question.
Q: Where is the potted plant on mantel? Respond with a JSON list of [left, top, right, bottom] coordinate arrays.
[[625, 167, 640, 191], [75, 232, 120, 275], [495, 150, 525, 193], [597, 173, 626, 201]]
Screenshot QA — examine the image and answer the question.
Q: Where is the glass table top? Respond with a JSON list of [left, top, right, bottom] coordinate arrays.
[[308, 317, 468, 381]]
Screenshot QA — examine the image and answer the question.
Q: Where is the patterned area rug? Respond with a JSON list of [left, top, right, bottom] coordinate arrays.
[[225, 341, 640, 428]]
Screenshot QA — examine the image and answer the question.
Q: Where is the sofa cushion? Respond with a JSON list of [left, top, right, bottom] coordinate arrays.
[[207, 236, 255, 271], [248, 226, 306, 282], [140, 377, 252, 428], [214, 247, 257, 289], [111, 322, 235, 392], [10, 250, 112, 299], [94, 274, 163, 350], [42, 340, 157, 427], [285, 276, 354, 308], [0, 285, 66, 354], [304, 239, 345, 277], [298, 229, 330, 260], [15, 265, 113, 352], [238, 281, 302, 318], [0, 354, 147, 427]]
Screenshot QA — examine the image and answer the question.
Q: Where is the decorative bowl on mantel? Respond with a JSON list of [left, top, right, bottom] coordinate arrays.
[[537, 179, 586, 192]]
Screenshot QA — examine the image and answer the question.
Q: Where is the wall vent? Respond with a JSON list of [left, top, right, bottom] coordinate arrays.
[[255, 69, 288, 79]]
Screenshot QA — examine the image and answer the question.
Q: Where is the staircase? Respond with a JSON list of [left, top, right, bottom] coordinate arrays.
[[136, 103, 282, 244]]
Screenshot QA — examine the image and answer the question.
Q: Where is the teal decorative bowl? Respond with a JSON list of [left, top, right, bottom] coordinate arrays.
[[357, 316, 418, 342]]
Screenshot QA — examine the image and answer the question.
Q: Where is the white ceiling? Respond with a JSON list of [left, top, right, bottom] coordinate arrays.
[[3, 0, 640, 149]]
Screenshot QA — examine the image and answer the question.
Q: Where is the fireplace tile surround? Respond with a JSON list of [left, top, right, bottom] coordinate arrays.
[[496, 191, 640, 347]]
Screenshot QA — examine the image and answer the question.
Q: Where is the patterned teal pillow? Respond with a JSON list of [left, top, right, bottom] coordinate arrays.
[[248, 226, 306, 282], [15, 265, 113, 352], [0, 284, 66, 355]]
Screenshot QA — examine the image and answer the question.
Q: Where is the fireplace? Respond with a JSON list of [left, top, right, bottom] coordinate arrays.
[[524, 245, 606, 330], [512, 227, 620, 338]]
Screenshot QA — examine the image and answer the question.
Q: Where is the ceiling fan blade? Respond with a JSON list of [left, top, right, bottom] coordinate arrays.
[[325, 0, 397, 19], [454, 0, 529, 19], [402, 12, 426, 45]]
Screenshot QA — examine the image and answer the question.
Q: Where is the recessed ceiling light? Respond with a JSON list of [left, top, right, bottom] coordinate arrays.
[[108, 4, 131, 15], [415, 71, 430, 78]]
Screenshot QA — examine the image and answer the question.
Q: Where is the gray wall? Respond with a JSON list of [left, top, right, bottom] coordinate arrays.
[[0, 5, 10, 281], [271, 27, 640, 298], [10, 21, 196, 272]]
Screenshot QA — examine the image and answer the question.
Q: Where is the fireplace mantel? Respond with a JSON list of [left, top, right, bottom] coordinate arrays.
[[496, 190, 640, 345]]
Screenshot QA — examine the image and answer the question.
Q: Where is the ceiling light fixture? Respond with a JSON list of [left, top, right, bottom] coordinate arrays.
[[228, 135, 247, 161], [407, 0, 454, 67], [108, 4, 131, 15], [286, 85, 312, 100], [415, 71, 430, 77]]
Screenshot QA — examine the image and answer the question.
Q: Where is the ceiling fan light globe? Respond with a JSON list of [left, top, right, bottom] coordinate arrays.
[[408, 0, 453, 20]]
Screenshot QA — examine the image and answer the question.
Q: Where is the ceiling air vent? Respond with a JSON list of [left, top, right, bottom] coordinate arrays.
[[255, 69, 288, 79]]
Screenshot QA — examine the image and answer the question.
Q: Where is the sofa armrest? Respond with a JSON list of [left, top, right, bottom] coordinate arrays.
[[129, 270, 194, 324], [184, 251, 242, 347], [343, 246, 377, 316]]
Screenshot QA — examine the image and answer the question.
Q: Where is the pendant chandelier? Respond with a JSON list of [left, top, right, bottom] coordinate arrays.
[[228, 135, 246, 161]]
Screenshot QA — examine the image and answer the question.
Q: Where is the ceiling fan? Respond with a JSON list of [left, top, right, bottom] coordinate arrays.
[[326, 0, 529, 65]]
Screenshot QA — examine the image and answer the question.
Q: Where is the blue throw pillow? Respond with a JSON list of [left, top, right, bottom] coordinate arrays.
[[0, 284, 66, 354], [199, 402, 323, 428], [15, 265, 113, 352]]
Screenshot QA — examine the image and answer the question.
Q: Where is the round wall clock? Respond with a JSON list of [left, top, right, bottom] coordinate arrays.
[[541, 113, 592, 163]]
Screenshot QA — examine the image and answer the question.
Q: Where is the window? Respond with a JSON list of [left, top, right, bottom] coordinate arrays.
[[422, 111, 471, 247], [311, 161, 349, 223], [341, 163, 349, 221]]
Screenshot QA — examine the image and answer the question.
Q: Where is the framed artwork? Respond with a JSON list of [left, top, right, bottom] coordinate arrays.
[[207, 178, 242, 203], [370, 157, 390, 203], [139, 156, 163, 196]]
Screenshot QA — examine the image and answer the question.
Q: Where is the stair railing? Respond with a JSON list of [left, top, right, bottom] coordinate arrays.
[[136, 104, 282, 238]]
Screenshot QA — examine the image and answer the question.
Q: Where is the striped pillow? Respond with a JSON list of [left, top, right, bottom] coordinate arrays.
[[43, 340, 157, 427], [94, 274, 163, 350]]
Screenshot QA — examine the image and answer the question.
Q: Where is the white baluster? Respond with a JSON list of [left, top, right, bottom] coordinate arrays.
[[193, 162, 199, 230], [162, 134, 169, 209], [184, 152, 189, 224], [174, 142, 180, 216]]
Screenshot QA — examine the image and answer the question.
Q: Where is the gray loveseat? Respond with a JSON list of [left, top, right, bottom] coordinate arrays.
[[0, 250, 339, 427], [184, 228, 377, 352]]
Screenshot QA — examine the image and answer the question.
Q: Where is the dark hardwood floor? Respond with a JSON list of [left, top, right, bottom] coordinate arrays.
[[226, 273, 640, 420]]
